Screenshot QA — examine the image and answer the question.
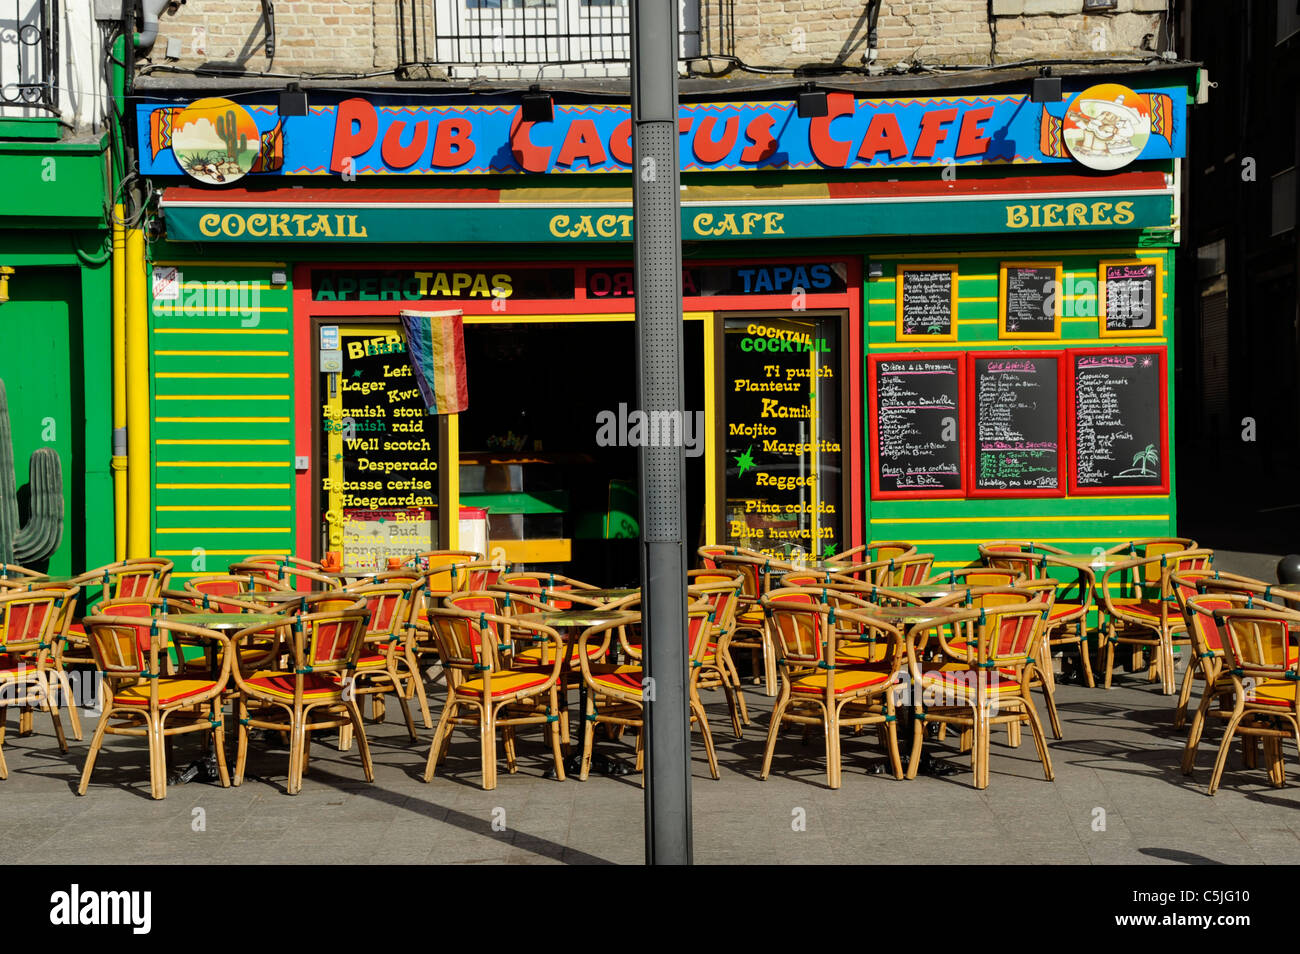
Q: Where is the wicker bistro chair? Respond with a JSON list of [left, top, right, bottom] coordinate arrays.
[[878, 553, 935, 588], [1186, 602, 1300, 794], [78, 615, 233, 799], [0, 563, 46, 581], [574, 606, 722, 782], [0, 588, 78, 778], [826, 541, 918, 566], [686, 572, 746, 736], [994, 551, 1100, 688], [228, 561, 342, 593], [420, 607, 568, 790], [1098, 549, 1214, 695], [924, 567, 1026, 588], [1176, 592, 1241, 776], [341, 582, 422, 745], [228, 610, 372, 795], [903, 602, 1055, 789], [950, 584, 1062, 741], [242, 554, 324, 572], [758, 589, 907, 789], [1167, 568, 1234, 729], [2, 582, 82, 742], [711, 551, 801, 697]]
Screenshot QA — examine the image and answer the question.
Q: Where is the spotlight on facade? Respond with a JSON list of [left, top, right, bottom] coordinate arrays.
[[1031, 68, 1062, 104], [279, 83, 308, 116], [796, 83, 828, 118], [522, 85, 554, 123]]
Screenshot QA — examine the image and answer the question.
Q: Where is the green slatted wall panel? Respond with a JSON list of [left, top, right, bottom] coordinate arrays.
[[864, 245, 1177, 575], [149, 264, 296, 578]]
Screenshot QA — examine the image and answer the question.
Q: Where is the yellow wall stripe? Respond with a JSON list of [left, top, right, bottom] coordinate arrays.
[[871, 514, 1170, 524], [156, 395, 291, 401], [155, 416, 291, 423], [157, 505, 292, 511], [156, 482, 291, 489], [157, 527, 292, 534], [156, 372, 290, 379], [157, 461, 292, 468], [154, 350, 289, 357], [154, 328, 290, 334], [157, 439, 291, 446]]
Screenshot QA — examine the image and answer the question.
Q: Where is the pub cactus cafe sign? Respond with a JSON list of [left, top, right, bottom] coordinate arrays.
[[148, 85, 1184, 242], [139, 84, 1184, 180]]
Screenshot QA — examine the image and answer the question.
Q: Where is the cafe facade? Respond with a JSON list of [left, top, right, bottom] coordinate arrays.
[[131, 64, 1196, 579]]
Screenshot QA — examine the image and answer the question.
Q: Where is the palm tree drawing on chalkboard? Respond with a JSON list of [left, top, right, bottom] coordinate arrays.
[[927, 323, 943, 334], [1117, 443, 1159, 477]]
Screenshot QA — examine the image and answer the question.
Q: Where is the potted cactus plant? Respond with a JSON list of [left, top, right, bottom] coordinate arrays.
[[0, 379, 64, 565]]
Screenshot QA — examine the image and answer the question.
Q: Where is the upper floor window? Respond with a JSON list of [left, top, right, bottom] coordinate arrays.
[[430, 0, 702, 78]]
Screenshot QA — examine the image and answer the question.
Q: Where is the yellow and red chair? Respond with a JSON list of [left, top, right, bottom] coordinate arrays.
[[576, 606, 720, 782], [1184, 599, 1300, 794], [230, 609, 372, 795], [1099, 548, 1214, 694], [0, 587, 77, 778], [78, 614, 232, 799], [904, 602, 1054, 790], [420, 606, 567, 789], [759, 589, 906, 789]]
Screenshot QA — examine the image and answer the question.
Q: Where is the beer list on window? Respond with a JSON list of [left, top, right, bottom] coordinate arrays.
[[324, 331, 438, 565]]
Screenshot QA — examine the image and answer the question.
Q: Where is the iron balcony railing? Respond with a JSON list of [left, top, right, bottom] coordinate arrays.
[[0, 0, 57, 114], [400, 0, 733, 69]]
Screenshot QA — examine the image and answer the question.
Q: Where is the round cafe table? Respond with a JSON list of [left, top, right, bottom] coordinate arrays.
[[513, 609, 637, 777]]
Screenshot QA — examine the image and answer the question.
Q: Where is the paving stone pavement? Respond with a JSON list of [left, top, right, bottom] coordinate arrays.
[[3, 652, 1300, 865]]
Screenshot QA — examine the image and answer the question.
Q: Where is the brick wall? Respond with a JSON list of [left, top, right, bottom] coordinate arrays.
[[138, 0, 1170, 76]]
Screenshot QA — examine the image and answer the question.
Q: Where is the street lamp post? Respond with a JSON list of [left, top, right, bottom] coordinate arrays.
[[630, 0, 692, 866]]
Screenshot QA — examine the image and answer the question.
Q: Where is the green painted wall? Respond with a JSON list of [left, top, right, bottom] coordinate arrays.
[[861, 238, 1177, 573], [0, 134, 112, 574], [147, 263, 297, 579]]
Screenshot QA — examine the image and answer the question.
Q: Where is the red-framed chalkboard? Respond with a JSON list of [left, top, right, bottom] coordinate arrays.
[[965, 351, 1067, 499], [868, 351, 967, 499], [1067, 346, 1169, 496]]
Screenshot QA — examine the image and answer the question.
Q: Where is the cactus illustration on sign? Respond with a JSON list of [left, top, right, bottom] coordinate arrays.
[[0, 379, 64, 564]]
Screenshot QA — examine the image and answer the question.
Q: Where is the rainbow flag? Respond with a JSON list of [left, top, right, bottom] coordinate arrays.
[[399, 309, 468, 414]]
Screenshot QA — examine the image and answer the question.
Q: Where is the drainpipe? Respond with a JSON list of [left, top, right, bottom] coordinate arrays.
[[110, 30, 128, 562], [121, 6, 151, 558], [134, 0, 172, 53]]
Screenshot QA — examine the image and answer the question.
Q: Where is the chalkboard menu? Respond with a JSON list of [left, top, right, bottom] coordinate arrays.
[[897, 266, 956, 339], [870, 354, 964, 497], [321, 328, 439, 566], [971, 355, 1062, 496], [722, 315, 843, 558], [1070, 349, 1166, 494], [1000, 263, 1061, 338], [1100, 260, 1161, 334]]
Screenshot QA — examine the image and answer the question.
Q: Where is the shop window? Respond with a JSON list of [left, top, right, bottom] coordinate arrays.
[[458, 319, 703, 582], [318, 326, 441, 569], [720, 313, 844, 560]]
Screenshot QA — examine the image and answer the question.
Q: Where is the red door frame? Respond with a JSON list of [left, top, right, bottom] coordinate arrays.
[[292, 256, 864, 559]]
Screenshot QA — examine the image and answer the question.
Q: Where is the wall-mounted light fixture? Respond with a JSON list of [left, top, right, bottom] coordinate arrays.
[[279, 82, 308, 117], [1031, 66, 1062, 104], [521, 85, 553, 123], [0, 267, 12, 304], [796, 82, 828, 119], [1083, 0, 1118, 11]]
